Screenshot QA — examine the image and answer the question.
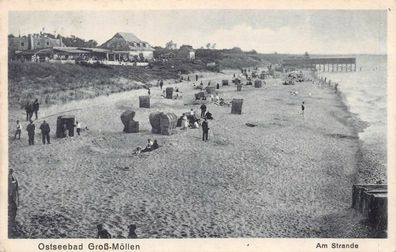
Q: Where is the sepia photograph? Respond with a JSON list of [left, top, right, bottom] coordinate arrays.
[[1, 1, 395, 251]]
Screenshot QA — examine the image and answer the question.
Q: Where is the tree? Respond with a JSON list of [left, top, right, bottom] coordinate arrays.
[[59, 35, 98, 48], [165, 40, 177, 50]]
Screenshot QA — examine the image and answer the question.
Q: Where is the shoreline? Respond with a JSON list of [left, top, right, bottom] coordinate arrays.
[[313, 73, 386, 185], [8, 70, 378, 238]]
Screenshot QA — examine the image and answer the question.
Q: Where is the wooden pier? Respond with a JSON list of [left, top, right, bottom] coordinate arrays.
[[282, 57, 356, 72]]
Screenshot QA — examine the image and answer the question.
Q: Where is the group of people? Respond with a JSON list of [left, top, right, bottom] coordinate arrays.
[[179, 107, 212, 141], [134, 138, 160, 154], [97, 223, 137, 239], [25, 99, 40, 121], [15, 119, 82, 145], [25, 120, 50, 145]]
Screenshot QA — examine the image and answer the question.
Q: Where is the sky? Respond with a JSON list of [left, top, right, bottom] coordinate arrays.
[[8, 10, 387, 54]]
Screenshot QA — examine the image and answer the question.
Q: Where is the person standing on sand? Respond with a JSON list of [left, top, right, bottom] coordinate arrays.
[[76, 121, 81, 136], [25, 102, 31, 121], [159, 80, 163, 90], [14, 120, 21, 140], [202, 118, 209, 141], [32, 99, 39, 120], [200, 104, 207, 118], [39, 120, 51, 144], [196, 74, 199, 81], [128, 224, 138, 238], [8, 169, 19, 235], [181, 114, 188, 130], [97, 224, 111, 238], [301, 101, 305, 117], [26, 120, 35, 145], [148, 88, 151, 96]]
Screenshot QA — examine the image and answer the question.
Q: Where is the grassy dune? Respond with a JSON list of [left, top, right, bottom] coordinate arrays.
[[8, 49, 269, 108]]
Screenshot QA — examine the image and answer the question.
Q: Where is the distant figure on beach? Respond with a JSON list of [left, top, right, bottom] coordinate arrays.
[[26, 120, 35, 145], [187, 76, 190, 81], [335, 83, 339, 93], [152, 139, 159, 150], [196, 74, 199, 81], [181, 115, 188, 130], [200, 104, 207, 118], [142, 139, 153, 152], [97, 224, 111, 239], [159, 80, 164, 90], [148, 88, 151, 96], [8, 168, 19, 234], [14, 120, 21, 140], [301, 101, 305, 117], [25, 102, 32, 121], [76, 121, 81, 136], [216, 83, 220, 89], [202, 118, 209, 141], [63, 123, 68, 138], [128, 224, 138, 238], [133, 146, 142, 155], [205, 111, 213, 120], [39, 120, 51, 144], [32, 99, 40, 120], [233, 73, 236, 78]]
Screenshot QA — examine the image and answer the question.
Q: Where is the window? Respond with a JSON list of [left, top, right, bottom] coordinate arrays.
[[21, 42, 24, 46], [46, 41, 49, 46]]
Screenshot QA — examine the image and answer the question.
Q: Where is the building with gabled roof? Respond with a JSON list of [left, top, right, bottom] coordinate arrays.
[[99, 32, 154, 60]]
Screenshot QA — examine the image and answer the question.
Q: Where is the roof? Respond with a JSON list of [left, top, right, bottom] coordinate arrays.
[[53, 47, 89, 54], [100, 32, 154, 51], [78, 47, 111, 53], [117, 32, 142, 43]]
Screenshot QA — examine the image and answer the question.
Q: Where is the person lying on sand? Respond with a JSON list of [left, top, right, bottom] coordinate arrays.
[[152, 140, 159, 150], [133, 147, 142, 155], [142, 139, 153, 153], [97, 224, 111, 239]]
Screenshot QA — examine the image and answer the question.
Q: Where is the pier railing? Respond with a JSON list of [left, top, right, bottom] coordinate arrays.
[[282, 57, 356, 72]]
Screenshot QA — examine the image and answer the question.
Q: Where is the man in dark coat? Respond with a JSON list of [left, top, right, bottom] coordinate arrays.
[[202, 118, 209, 141], [25, 102, 32, 121], [32, 99, 39, 120], [39, 120, 51, 144], [200, 104, 207, 118], [8, 169, 19, 235], [26, 120, 35, 145]]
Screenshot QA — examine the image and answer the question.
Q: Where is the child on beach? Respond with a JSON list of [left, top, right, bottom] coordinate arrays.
[[301, 101, 305, 117], [14, 120, 21, 140], [128, 224, 138, 238], [97, 224, 111, 238]]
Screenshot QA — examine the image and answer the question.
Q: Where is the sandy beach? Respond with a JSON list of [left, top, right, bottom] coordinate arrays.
[[8, 70, 375, 238]]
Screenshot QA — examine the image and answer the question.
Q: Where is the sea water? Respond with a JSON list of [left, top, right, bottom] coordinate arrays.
[[320, 55, 387, 180]]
